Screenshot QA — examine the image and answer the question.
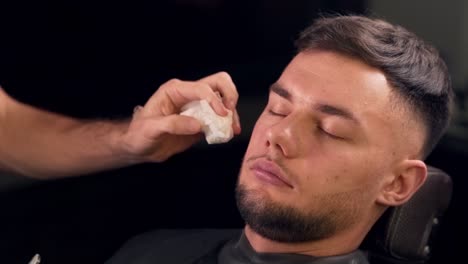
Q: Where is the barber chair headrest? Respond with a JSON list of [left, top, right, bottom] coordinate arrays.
[[361, 166, 452, 264]]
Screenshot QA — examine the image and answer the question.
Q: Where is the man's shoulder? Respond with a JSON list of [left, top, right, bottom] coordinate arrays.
[[106, 228, 242, 264]]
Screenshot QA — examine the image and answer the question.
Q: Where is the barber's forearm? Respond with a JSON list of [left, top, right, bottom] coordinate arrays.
[[0, 90, 135, 179], [0, 116, 135, 179]]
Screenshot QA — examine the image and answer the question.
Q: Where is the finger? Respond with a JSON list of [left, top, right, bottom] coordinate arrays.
[[144, 115, 202, 139], [232, 109, 241, 135], [163, 79, 229, 116], [198, 71, 239, 111]]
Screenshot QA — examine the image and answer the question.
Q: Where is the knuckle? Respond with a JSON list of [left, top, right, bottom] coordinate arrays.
[[217, 71, 231, 80], [163, 78, 181, 88], [217, 71, 238, 95]]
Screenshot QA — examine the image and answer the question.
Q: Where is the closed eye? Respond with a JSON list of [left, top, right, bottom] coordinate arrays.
[[319, 127, 345, 140], [268, 110, 286, 117]]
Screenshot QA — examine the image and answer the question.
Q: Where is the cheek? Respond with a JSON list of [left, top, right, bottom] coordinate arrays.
[[302, 149, 373, 192], [332, 149, 386, 193]]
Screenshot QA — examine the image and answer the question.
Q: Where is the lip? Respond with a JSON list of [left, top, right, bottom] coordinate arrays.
[[250, 159, 294, 189]]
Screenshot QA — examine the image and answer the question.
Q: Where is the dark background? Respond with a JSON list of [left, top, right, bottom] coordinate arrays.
[[0, 1, 466, 264]]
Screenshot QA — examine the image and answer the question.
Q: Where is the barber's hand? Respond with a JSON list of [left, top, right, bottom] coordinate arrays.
[[120, 72, 241, 163]]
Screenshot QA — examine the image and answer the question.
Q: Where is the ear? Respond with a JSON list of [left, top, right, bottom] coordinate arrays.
[[376, 160, 427, 206]]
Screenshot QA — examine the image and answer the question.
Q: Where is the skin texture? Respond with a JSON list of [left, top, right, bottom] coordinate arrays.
[[236, 50, 427, 256], [0, 72, 241, 178]]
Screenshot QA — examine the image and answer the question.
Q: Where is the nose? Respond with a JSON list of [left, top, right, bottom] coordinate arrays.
[[266, 113, 309, 158]]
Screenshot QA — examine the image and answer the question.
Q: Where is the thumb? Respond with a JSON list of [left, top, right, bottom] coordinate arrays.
[[149, 114, 202, 137]]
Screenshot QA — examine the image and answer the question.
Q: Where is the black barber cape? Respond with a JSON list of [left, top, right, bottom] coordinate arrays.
[[106, 229, 369, 264]]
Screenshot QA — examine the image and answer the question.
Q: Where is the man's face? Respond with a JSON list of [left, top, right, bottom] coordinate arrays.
[[236, 50, 412, 242]]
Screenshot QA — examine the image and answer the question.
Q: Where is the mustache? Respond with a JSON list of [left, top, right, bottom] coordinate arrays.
[[243, 154, 296, 180], [245, 154, 268, 163]]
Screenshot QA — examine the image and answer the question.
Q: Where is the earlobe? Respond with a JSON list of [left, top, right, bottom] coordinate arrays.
[[377, 160, 427, 206]]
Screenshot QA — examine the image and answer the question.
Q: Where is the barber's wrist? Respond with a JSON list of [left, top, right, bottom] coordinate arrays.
[[109, 120, 147, 166]]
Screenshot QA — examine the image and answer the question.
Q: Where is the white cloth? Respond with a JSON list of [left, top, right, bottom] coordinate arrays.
[[180, 100, 233, 144]]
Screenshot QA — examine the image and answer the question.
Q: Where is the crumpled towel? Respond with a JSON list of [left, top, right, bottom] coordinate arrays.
[[180, 100, 233, 144]]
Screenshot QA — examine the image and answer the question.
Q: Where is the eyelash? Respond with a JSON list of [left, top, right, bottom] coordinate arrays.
[[268, 110, 286, 117], [318, 127, 343, 140], [269, 109, 344, 140]]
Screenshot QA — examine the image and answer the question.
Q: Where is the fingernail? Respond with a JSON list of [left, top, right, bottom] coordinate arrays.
[[219, 104, 228, 115], [234, 112, 241, 133]]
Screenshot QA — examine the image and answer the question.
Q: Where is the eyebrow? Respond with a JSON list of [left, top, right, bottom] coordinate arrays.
[[269, 83, 359, 124], [270, 83, 292, 100], [315, 104, 359, 124]]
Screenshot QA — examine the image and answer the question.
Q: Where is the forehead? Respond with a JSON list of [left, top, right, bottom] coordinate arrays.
[[277, 50, 392, 111]]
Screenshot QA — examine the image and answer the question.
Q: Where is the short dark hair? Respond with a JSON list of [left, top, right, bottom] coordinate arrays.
[[295, 15, 453, 158]]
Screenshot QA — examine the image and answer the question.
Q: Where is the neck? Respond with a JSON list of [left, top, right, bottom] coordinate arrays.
[[243, 214, 378, 257]]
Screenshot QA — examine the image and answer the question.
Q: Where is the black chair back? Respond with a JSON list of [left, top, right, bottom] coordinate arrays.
[[361, 166, 452, 264]]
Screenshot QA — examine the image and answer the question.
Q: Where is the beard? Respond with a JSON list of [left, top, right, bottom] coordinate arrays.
[[235, 183, 363, 243]]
